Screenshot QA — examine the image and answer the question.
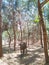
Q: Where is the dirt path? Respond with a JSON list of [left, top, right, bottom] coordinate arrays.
[[0, 40, 47, 65]]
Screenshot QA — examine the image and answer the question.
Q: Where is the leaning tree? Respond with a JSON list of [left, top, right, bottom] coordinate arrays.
[[38, 0, 49, 62]]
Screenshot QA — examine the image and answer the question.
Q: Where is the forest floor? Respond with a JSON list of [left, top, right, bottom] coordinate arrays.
[[0, 40, 49, 65]]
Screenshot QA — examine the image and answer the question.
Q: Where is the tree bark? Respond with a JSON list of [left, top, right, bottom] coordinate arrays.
[[0, 0, 3, 57], [38, 0, 48, 62], [39, 23, 43, 48], [12, 11, 16, 51], [18, 11, 23, 43], [20, 21, 22, 43], [27, 22, 29, 46]]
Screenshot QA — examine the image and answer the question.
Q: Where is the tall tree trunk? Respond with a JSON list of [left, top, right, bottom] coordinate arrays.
[[27, 22, 29, 46], [20, 21, 22, 43], [18, 11, 22, 43], [13, 11, 16, 51], [38, 0, 48, 62], [0, 0, 3, 57]]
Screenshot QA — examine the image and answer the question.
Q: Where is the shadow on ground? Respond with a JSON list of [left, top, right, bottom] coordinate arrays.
[[44, 63, 49, 65], [3, 47, 14, 53], [15, 47, 44, 65], [2, 43, 45, 65]]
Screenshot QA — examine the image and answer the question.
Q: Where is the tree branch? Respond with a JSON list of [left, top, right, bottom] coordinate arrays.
[[41, 0, 49, 7]]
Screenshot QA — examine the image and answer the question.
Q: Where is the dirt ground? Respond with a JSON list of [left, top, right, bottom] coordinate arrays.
[[0, 40, 49, 65]]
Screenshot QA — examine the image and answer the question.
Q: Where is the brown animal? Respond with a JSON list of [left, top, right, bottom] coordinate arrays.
[[19, 42, 27, 54]]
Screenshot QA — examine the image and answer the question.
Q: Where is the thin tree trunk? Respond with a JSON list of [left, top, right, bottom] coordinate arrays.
[[39, 23, 43, 48], [38, 0, 48, 62], [20, 21, 22, 43], [27, 22, 29, 46], [7, 30, 11, 50], [13, 11, 16, 51], [13, 28, 16, 51], [0, 0, 3, 57], [18, 11, 22, 43]]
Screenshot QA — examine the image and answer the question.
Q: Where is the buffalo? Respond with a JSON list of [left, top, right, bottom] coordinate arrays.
[[19, 42, 27, 54]]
